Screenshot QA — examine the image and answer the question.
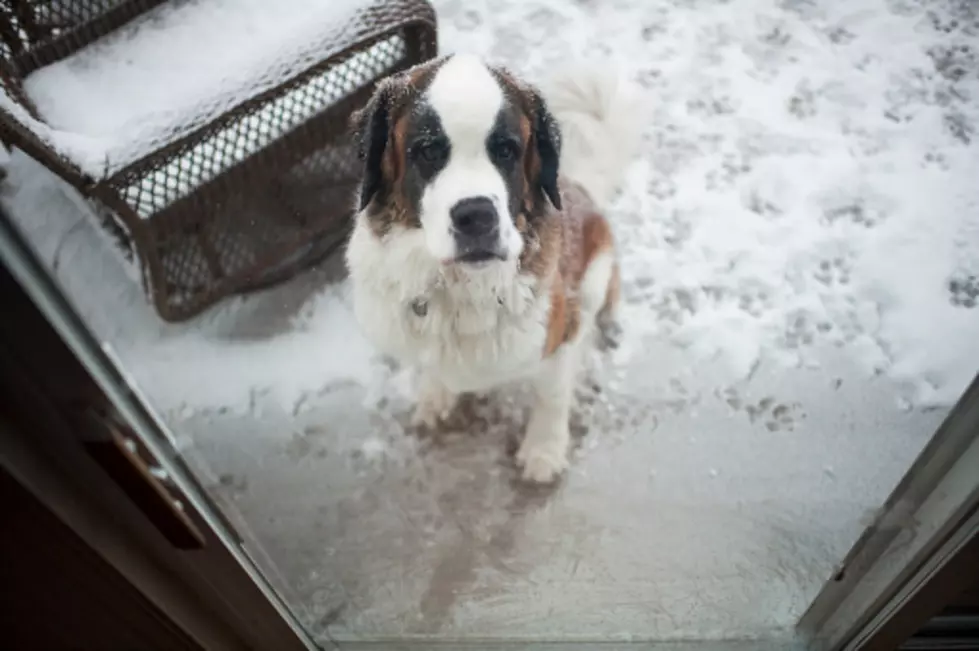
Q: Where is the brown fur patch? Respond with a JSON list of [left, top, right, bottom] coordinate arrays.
[[581, 208, 615, 272], [518, 112, 537, 214], [515, 213, 528, 233], [358, 57, 448, 237], [544, 277, 568, 356], [380, 115, 406, 198], [379, 113, 410, 223], [530, 180, 618, 359]]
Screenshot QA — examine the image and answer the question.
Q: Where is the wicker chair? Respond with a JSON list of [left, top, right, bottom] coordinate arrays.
[[0, 0, 437, 321]]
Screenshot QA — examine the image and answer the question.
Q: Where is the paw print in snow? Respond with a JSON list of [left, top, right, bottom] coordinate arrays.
[[927, 11, 963, 35], [787, 83, 817, 119], [642, 23, 666, 42], [737, 286, 772, 317], [824, 202, 884, 228], [927, 44, 975, 81], [653, 287, 699, 324], [760, 25, 791, 47], [923, 150, 950, 170], [718, 388, 805, 432], [648, 175, 677, 200], [825, 25, 856, 44], [637, 67, 663, 89], [625, 275, 656, 304], [720, 386, 744, 411], [783, 312, 817, 349], [943, 112, 973, 145], [705, 152, 751, 191], [660, 213, 693, 248], [814, 256, 851, 288], [745, 397, 805, 432], [686, 95, 736, 117], [948, 274, 979, 309], [745, 189, 782, 217]]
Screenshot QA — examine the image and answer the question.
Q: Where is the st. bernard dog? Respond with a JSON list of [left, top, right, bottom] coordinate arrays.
[[346, 54, 639, 483]]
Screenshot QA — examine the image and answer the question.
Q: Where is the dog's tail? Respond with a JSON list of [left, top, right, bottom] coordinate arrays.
[[543, 63, 641, 205]]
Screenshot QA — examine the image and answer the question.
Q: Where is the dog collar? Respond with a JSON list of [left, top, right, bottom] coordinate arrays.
[[410, 297, 428, 317]]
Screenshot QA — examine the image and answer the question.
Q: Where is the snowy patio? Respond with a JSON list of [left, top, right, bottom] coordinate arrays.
[[2, 0, 977, 644]]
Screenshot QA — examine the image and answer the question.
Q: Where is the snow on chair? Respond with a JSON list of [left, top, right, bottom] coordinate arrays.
[[0, 0, 437, 321]]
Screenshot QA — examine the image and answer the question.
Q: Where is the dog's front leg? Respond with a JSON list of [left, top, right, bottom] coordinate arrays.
[[517, 343, 578, 483], [411, 371, 457, 429]]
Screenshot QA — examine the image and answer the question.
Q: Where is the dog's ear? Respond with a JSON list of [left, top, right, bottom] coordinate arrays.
[[352, 80, 394, 211], [531, 92, 562, 211]]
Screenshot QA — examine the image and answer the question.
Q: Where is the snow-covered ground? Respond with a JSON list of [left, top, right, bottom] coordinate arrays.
[[1, 0, 977, 643]]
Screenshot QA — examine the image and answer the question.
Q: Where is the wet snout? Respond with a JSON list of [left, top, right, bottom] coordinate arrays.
[[450, 196, 505, 263]]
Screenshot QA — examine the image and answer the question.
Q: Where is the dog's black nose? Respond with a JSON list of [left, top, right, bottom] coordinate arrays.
[[450, 197, 498, 238]]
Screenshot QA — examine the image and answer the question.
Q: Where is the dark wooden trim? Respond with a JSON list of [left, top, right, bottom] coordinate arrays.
[[0, 465, 207, 650], [0, 205, 314, 651], [864, 518, 979, 651]]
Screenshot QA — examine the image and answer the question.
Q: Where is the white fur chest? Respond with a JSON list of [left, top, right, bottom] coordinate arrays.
[[346, 219, 551, 393]]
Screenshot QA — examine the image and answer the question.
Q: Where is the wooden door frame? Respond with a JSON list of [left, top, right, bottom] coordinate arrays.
[[797, 373, 979, 650], [0, 205, 317, 651]]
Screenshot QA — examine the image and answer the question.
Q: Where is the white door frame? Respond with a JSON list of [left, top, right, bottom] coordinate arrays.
[[798, 375, 979, 650]]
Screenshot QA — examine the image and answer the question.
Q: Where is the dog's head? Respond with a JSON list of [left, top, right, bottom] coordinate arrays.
[[352, 54, 562, 266]]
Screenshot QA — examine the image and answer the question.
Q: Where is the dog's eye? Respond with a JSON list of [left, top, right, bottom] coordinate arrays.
[[410, 140, 447, 165], [490, 139, 520, 163]]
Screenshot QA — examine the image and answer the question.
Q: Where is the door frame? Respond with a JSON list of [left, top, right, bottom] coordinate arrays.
[[797, 373, 979, 650], [0, 205, 317, 650]]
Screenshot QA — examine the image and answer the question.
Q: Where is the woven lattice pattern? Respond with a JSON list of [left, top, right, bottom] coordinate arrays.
[[119, 34, 407, 219], [31, 0, 127, 27], [2, 0, 166, 73]]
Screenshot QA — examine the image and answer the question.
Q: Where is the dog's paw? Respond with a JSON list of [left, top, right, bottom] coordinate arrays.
[[516, 438, 569, 484], [410, 401, 448, 429], [411, 387, 456, 430], [597, 317, 623, 351]]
